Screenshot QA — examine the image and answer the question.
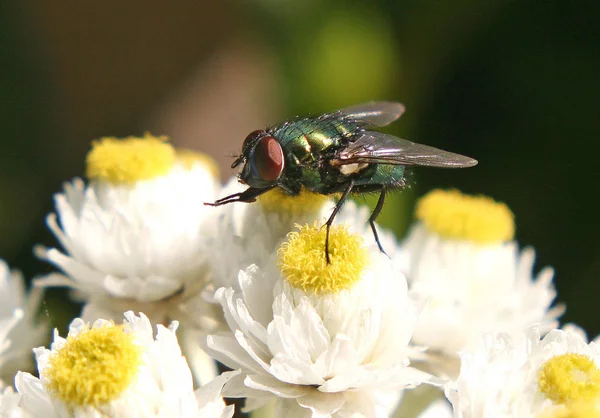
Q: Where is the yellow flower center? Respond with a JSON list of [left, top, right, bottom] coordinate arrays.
[[415, 189, 515, 244], [258, 188, 329, 216], [86, 133, 175, 184], [278, 224, 369, 294], [176, 149, 220, 178], [538, 354, 600, 405], [45, 324, 142, 407]]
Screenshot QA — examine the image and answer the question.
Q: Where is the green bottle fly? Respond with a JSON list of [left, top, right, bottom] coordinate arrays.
[[207, 101, 478, 262]]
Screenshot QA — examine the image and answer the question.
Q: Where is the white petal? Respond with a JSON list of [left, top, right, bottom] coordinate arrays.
[[14, 372, 56, 418], [269, 353, 326, 386], [245, 374, 309, 398], [314, 334, 360, 386], [296, 390, 346, 418], [206, 333, 265, 375]]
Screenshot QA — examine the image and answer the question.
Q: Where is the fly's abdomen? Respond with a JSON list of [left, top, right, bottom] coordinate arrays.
[[352, 164, 409, 193]]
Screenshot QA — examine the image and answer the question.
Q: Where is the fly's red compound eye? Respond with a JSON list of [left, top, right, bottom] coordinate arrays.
[[253, 135, 284, 182]]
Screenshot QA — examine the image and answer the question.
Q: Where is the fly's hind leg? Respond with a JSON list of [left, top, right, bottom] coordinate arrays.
[[369, 190, 389, 257], [324, 180, 355, 264]]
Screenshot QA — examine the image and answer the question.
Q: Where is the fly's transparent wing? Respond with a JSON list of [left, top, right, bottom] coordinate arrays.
[[333, 101, 406, 127], [332, 132, 478, 168]]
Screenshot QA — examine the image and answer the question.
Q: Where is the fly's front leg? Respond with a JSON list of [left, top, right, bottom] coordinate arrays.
[[204, 185, 276, 206]]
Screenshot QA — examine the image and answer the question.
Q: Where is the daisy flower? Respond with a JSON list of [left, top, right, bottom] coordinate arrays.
[[206, 223, 440, 417], [35, 134, 219, 313], [34, 134, 222, 382], [206, 177, 399, 291], [15, 311, 236, 418], [447, 326, 600, 417], [0, 260, 47, 382], [398, 189, 562, 377]]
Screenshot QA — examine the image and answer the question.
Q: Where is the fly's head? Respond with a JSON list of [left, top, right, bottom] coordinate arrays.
[[233, 129, 285, 189]]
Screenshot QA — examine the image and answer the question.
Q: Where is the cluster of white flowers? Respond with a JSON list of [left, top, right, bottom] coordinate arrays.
[[0, 134, 593, 418]]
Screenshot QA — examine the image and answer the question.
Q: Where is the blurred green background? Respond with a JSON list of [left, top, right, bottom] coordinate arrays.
[[1, 0, 599, 336]]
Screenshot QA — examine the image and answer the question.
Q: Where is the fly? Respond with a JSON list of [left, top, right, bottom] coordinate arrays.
[[206, 101, 478, 263]]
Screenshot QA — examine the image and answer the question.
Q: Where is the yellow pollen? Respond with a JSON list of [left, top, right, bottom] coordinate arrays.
[[278, 224, 369, 294], [258, 188, 330, 216], [176, 149, 220, 178], [538, 354, 600, 405], [45, 324, 142, 408], [86, 133, 175, 184], [415, 189, 515, 244]]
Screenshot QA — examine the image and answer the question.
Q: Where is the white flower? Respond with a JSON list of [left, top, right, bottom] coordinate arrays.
[[448, 326, 600, 417], [34, 136, 222, 385], [207, 177, 400, 291], [399, 190, 561, 374], [0, 260, 47, 382], [15, 311, 236, 418], [404, 225, 559, 351], [34, 135, 222, 323], [206, 224, 439, 418]]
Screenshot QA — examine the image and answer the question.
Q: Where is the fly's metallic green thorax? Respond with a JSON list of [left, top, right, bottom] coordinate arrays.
[[206, 101, 478, 263], [269, 115, 364, 193], [272, 116, 357, 162]]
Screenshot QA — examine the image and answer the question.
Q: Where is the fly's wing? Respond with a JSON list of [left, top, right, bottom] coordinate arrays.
[[333, 101, 406, 127], [331, 132, 478, 168]]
